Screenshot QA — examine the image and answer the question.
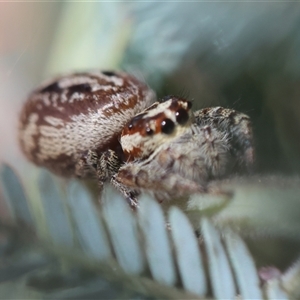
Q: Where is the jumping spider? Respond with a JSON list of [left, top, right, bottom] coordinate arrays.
[[19, 71, 254, 207], [80, 96, 254, 207]]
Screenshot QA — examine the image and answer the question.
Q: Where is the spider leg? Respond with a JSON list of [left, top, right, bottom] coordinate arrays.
[[110, 176, 139, 208], [76, 149, 139, 207], [194, 107, 255, 171], [115, 164, 205, 202], [75, 149, 99, 178], [115, 121, 235, 201], [96, 149, 122, 184], [76, 149, 121, 187]]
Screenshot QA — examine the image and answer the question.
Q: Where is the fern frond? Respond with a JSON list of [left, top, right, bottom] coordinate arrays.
[[0, 164, 295, 299]]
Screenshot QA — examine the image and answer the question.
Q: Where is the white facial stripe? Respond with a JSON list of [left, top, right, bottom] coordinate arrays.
[[121, 124, 189, 158], [145, 102, 168, 117], [164, 108, 176, 123], [139, 99, 190, 124], [120, 132, 142, 152], [139, 100, 175, 118]]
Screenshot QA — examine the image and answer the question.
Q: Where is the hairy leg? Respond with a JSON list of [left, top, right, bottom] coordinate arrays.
[[76, 149, 139, 207], [194, 107, 255, 171]]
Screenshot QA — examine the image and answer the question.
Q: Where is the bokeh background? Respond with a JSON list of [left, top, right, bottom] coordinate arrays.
[[1, 2, 300, 298], [2, 2, 300, 179]]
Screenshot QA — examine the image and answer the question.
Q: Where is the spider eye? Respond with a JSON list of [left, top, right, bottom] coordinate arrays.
[[146, 127, 154, 135], [128, 112, 147, 130], [161, 119, 175, 134], [176, 108, 189, 125]]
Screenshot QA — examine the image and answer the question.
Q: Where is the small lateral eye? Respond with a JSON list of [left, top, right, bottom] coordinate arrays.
[[127, 112, 147, 130], [176, 108, 189, 125], [187, 101, 192, 109], [161, 119, 175, 134], [146, 127, 154, 135]]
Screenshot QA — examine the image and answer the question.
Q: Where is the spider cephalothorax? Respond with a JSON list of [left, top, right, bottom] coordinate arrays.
[[121, 96, 193, 161], [112, 96, 254, 204], [19, 71, 254, 206]]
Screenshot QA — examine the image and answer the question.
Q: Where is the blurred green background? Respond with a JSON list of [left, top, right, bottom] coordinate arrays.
[[2, 2, 300, 179], [1, 2, 300, 298]]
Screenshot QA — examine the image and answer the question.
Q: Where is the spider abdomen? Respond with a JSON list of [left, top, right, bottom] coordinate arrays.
[[19, 71, 155, 176]]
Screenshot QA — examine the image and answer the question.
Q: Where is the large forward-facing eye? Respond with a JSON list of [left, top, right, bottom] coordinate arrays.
[[161, 119, 175, 134]]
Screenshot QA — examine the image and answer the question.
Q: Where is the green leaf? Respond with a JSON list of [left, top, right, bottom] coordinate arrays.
[[138, 194, 176, 286], [0, 164, 34, 225], [38, 170, 74, 247]]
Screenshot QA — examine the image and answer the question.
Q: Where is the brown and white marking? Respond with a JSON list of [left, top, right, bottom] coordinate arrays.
[[19, 71, 156, 176], [110, 97, 254, 203], [19, 71, 254, 205]]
